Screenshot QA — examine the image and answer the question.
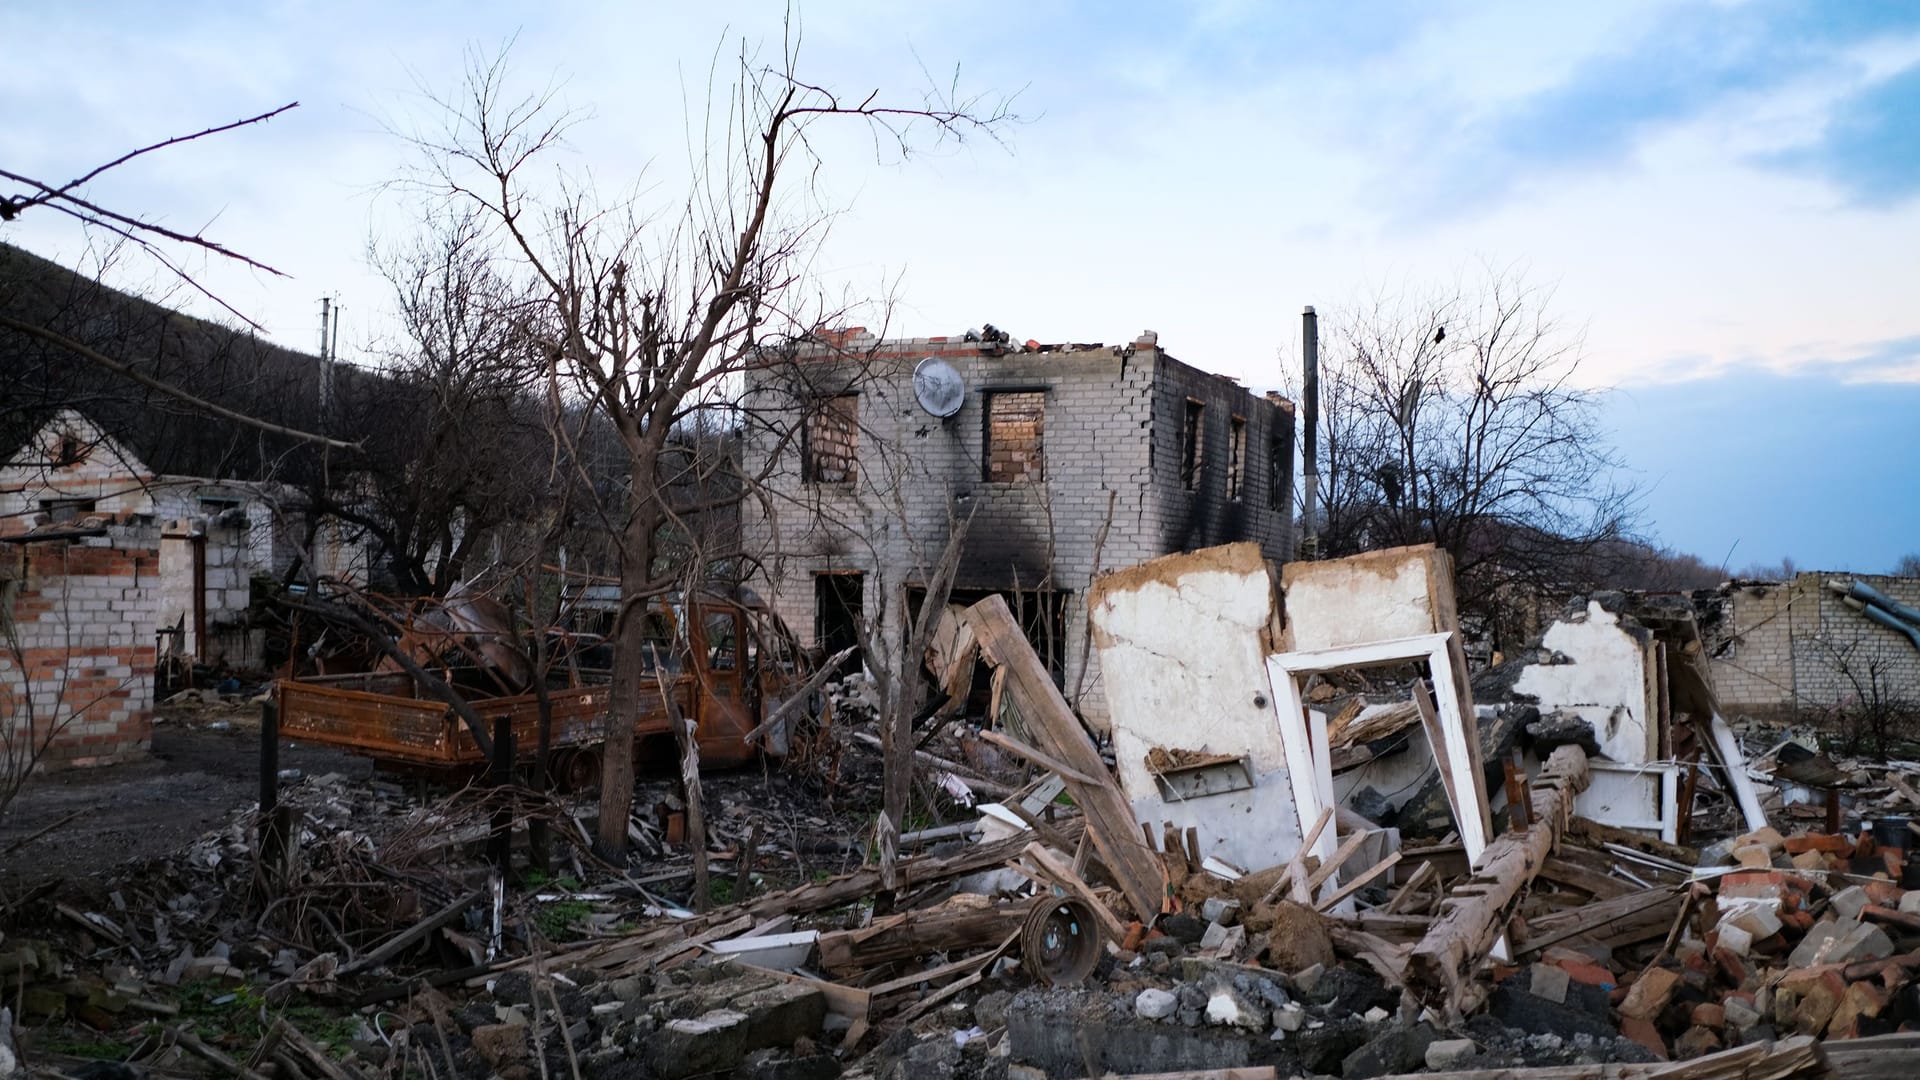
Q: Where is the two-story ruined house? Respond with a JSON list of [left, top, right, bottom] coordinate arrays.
[[739, 327, 1295, 729]]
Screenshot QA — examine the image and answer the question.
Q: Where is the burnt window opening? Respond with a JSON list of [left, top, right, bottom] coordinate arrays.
[[41, 497, 97, 523], [55, 432, 85, 467], [984, 390, 1046, 482], [815, 572, 865, 677], [1179, 399, 1205, 490], [802, 394, 858, 484], [1268, 434, 1288, 511], [1226, 416, 1246, 502]]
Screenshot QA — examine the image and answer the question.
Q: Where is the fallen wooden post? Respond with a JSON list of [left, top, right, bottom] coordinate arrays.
[[964, 595, 1167, 922], [740, 646, 856, 744], [815, 895, 1032, 974], [1511, 886, 1686, 956], [1406, 744, 1591, 1015]]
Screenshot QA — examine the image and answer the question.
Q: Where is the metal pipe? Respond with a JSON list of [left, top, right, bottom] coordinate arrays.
[[1301, 306, 1319, 555], [1841, 595, 1920, 652], [1831, 578, 1920, 629]]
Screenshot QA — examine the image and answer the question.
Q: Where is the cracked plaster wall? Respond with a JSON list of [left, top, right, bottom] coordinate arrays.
[[1089, 542, 1304, 871], [1512, 600, 1660, 765]]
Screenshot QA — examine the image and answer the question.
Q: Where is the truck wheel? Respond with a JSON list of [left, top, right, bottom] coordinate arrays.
[[558, 748, 602, 793]]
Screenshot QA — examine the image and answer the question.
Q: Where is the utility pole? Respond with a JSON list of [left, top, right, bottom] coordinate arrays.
[[317, 296, 341, 427], [1301, 305, 1320, 559]]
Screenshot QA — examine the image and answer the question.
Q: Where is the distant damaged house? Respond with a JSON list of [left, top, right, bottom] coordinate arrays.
[[739, 326, 1294, 729], [0, 408, 372, 671]]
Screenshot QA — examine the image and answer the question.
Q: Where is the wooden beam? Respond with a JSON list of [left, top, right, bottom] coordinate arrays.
[[815, 896, 1032, 975], [1513, 888, 1686, 956], [1538, 857, 1635, 901], [1385, 861, 1436, 915], [976, 728, 1107, 787], [1317, 851, 1402, 912], [1406, 744, 1592, 1016], [1259, 807, 1332, 906], [1303, 829, 1371, 897], [964, 596, 1167, 922], [338, 887, 487, 976]]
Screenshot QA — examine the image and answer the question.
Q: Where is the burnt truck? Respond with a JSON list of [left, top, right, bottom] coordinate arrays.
[[274, 587, 827, 787]]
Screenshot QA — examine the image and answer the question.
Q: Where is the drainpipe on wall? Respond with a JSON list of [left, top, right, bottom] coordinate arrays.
[[191, 532, 208, 664]]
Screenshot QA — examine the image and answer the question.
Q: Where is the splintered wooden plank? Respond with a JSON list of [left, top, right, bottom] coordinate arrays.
[[964, 595, 1167, 922]]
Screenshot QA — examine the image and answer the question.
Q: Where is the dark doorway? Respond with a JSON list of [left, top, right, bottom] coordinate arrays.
[[815, 572, 865, 677]]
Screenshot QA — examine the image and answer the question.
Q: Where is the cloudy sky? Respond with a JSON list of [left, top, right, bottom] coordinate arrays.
[[5, 1, 1918, 572]]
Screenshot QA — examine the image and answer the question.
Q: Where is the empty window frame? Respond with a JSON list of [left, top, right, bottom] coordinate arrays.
[[984, 390, 1046, 482], [802, 394, 858, 484], [40, 497, 97, 523], [1179, 399, 1205, 490], [1226, 416, 1246, 501]]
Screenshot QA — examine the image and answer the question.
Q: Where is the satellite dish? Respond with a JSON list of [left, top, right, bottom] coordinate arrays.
[[913, 357, 966, 418]]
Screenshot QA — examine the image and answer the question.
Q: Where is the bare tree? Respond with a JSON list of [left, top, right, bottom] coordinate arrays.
[[1299, 268, 1641, 646], [281, 208, 556, 595], [1804, 624, 1920, 754], [399, 35, 1011, 857], [1893, 554, 1920, 579]]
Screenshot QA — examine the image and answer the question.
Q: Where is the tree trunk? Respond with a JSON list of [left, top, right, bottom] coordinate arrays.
[[596, 503, 657, 858]]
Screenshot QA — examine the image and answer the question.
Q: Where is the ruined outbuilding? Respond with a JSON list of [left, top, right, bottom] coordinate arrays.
[[0, 409, 371, 670]]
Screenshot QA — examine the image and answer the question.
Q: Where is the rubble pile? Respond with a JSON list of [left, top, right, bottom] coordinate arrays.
[[13, 542, 1920, 1078]]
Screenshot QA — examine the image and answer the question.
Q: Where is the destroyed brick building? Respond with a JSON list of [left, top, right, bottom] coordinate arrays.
[[739, 326, 1295, 727], [1705, 572, 1920, 723]]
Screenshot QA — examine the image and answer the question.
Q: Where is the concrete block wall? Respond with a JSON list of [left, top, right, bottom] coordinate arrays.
[[1, 530, 158, 769], [741, 331, 1294, 730], [1711, 573, 1920, 717]]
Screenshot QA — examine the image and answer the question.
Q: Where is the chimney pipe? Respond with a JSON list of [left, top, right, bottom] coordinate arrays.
[[1301, 306, 1319, 558]]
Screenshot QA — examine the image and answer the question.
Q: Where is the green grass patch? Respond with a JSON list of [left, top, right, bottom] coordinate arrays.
[[532, 898, 595, 941], [29, 1028, 128, 1060], [170, 980, 357, 1050]]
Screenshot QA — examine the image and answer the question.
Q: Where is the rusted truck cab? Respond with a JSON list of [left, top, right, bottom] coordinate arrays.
[[274, 592, 823, 785]]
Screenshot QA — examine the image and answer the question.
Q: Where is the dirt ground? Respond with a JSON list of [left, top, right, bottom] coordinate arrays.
[[1, 707, 371, 887]]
